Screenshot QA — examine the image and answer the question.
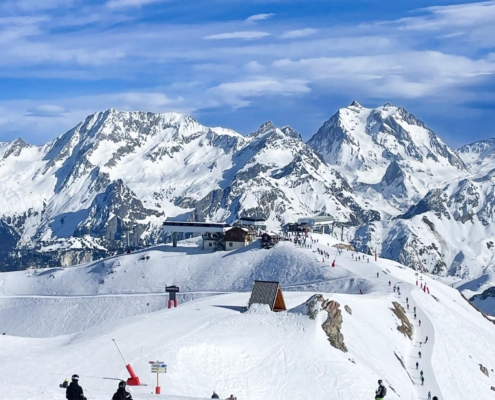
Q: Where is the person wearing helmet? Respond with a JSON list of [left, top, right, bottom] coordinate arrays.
[[60, 378, 69, 388], [375, 379, 387, 399], [66, 375, 85, 400], [112, 381, 133, 400]]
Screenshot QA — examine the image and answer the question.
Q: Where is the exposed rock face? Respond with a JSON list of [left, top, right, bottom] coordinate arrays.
[[321, 300, 348, 352], [391, 301, 413, 339], [480, 364, 489, 377], [305, 294, 325, 320], [344, 305, 352, 315], [305, 294, 347, 352]]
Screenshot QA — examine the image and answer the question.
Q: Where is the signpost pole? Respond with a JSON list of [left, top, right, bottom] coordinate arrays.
[[156, 371, 160, 395], [150, 360, 167, 395]]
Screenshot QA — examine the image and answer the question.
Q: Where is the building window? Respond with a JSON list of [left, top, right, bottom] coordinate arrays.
[[229, 242, 233, 247], [209, 242, 212, 247]]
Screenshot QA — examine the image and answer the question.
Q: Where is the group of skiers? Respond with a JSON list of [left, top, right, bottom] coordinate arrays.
[[211, 391, 236, 399], [388, 281, 437, 395], [62, 375, 132, 400], [375, 379, 438, 400]]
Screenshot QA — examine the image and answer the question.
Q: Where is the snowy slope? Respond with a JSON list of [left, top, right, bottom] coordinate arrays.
[[458, 138, 495, 176], [356, 172, 495, 277], [1, 234, 495, 399]]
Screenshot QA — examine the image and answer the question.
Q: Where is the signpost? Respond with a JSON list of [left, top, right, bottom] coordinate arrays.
[[149, 361, 167, 394], [165, 285, 180, 308]]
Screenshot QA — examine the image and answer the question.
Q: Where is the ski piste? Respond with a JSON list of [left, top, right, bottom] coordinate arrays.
[[0, 233, 494, 399]]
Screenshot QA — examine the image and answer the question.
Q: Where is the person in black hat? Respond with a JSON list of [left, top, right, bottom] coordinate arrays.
[[66, 375, 85, 400]]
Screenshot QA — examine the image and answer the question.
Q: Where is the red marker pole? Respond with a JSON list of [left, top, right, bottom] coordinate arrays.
[[113, 339, 141, 386]]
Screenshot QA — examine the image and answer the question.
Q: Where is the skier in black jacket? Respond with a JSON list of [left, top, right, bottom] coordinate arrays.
[[112, 381, 133, 400], [66, 375, 85, 400], [211, 391, 220, 398], [375, 379, 387, 399]]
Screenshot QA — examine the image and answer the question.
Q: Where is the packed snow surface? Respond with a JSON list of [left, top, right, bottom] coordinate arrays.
[[1, 234, 495, 400]]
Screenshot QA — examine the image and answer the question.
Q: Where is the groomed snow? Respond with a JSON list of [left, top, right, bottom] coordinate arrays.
[[1, 234, 495, 399]]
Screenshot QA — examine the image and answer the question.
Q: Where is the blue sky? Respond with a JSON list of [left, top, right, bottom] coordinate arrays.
[[0, 0, 494, 147]]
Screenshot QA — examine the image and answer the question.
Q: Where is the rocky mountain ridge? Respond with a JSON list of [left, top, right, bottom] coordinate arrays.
[[0, 108, 375, 270], [0, 103, 494, 280]]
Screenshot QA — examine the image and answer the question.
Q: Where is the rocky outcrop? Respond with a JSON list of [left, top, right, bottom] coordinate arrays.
[[480, 364, 489, 377], [305, 294, 348, 352], [344, 305, 352, 315], [391, 301, 413, 339]]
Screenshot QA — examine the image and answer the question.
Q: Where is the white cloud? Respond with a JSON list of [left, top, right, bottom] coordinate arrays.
[[207, 78, 310, 108], [1, 0, 73, 12], [106, 0, 165, 9], [204, 31, 270, 40], [245, 13, 274, 24], [389, 1, 495, 48], [280, 28, 317, 39], [26, 104, 66, 117], [271, 51, 495, 98]]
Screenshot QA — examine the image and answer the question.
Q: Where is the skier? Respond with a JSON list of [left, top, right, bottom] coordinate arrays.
[[112, 381, 133, 400], [428, 391, 431, 400], [425, 336, 429, 344], [406, 297, 408, 304], [414, 313, 417, 319], [414, 306, 416, 313], [60, 379, 69, 388], [433, 397, 438, 400], [367, 258, 369, 263], [226, 395, 237, 400], [375, 379, 387, 399], [393, 285, 396, 292], [418, 351, 422, 358], [419, 320, 422, 327], [407, 303, 409, 310], [415, 361, 418, 370], [420, 370, 423, 377], [66, 374, 86, 400], [397, 285, 400, 292], [421, 376, 424, 386], [388, 281, 391, 286], [211, 392, 219, 399], [377, 272, 379, 278]]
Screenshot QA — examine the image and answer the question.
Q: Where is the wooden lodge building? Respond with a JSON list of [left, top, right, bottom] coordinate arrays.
[[224, 227, 257, 250]]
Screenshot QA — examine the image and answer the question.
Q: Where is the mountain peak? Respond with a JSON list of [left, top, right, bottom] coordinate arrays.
[[280, 126, 302, 140], [250, 121, 277, 138], [349, 100, 363, 108], [307, 102, 467, 186]]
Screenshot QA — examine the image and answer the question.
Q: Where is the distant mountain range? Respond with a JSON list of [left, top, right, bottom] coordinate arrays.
[[0, 103, 494, 279]]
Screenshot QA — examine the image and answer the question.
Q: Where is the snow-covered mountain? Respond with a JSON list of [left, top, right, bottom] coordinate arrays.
[[2, 103, 495, 282], [458, 138, 495, 176], [0, 109, 375, 271], [307, 102, 467, 213]]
